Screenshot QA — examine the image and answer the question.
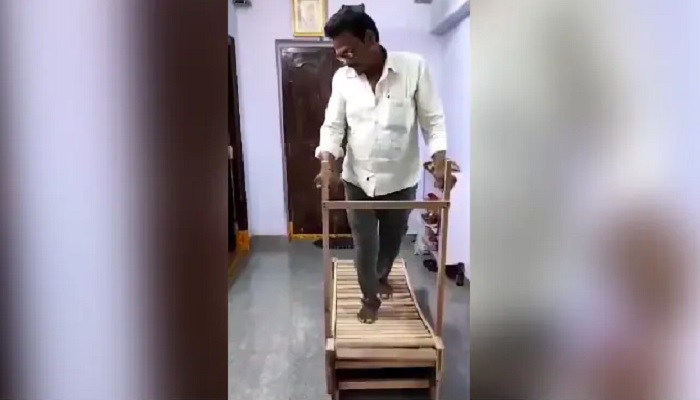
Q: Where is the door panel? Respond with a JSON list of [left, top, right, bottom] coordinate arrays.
[[279, 44, 350, 235], [228, 37, 248, 250]]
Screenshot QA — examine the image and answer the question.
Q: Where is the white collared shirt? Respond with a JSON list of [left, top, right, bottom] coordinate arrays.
[[315, 51, 447, 197]]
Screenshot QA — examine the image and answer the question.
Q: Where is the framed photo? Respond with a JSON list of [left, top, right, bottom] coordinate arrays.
[[292, 0, 327, 37]]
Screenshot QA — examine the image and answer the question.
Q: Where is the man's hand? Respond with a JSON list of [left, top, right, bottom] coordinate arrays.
[[431, 151, 457, 190], [433, 159, 446, 190], [314, 151, 342, 191], [314, 168, 342, 190]]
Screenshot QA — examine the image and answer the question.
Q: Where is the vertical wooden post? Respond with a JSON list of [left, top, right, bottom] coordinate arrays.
[[435, 160, 453, 337], [321, 161, 332, 340]]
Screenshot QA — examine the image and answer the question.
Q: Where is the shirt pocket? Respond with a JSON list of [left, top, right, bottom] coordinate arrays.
[[379, 98, 412, 131]]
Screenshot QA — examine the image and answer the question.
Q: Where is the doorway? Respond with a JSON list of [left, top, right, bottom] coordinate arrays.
[[276, 40, 351, 239]]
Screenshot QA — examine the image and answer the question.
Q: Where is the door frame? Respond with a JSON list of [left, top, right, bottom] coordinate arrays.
[[275, 39, 341, 240]]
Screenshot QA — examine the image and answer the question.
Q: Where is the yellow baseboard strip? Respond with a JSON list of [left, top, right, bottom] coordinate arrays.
[[291, 234, 353, 240], [236, 230, 250, 252]]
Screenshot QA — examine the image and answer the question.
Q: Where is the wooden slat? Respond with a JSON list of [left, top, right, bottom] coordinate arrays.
[[336, 347, 437, 361], [336, 360, 435, 369], [331, 257, 338, 337], [336, 299, 415, 306], [322, 162, 332, 340], [337, 332, 430, 338], [325, 338, 335, 394], [333, 258, 438, 354], [335, 293, 411, 299], [337, 330, 432, 336], [337, 379, 431, 390], [336, 323, 426, 329], [338, 335, 433, 340], [435, 161, 453, 338], [336, 337, 436, 348], [324, 200, 449, 210], [402, 258, 438, 341]]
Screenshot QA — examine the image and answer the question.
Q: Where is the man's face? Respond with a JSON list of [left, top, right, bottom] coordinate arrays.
[[332, 31, 375, 75]]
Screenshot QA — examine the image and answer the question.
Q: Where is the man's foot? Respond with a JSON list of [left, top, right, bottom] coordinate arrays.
[[357, 297, 381, 323], [378, 278, 393, 300]]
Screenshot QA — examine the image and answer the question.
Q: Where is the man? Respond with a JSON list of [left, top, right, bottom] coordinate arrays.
[[313, 7, 450, 323]]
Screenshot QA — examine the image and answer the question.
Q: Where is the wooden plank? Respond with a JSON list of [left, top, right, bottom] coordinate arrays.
[[336, 279, 407, 284], [335, 269, 405, 274], [337, 333, 429, 338], [335, 265, 404, 270], [435, 161, 453, 338], [335, 324, 426, 330], [336, 347, 437, 361], [336, 305, 417, 311], [335, 320, 426, 327], [334, 270, 407, 275], [336, 337, 436, 348], [337, 312, 420, 318], [336, 326, 427, 331], [337, 332, 430, 338], [335, 360, 435, 369], [338, 334, 433, 340], [335, 293, 411, 299], [337, 308, 419, 314], [323, 200, 449, 210], [331, 259, 338, 337], [336, 299, 415, 306], [322, 162, 332, 340], [337, 379, 431, 390], [336, 322, 427, 329], [402, 258, 438, 343], [325, 338, 335, 394], [337, 330, 431, 336], [336, 312, 420, 318]]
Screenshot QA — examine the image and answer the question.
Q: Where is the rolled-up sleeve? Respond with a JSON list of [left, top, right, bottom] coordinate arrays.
[[415, 57, 448, 156], [315, 70, 346, 159]]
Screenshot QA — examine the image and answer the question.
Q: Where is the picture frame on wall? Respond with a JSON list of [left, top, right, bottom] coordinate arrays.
[[292, 0, 327, 37]]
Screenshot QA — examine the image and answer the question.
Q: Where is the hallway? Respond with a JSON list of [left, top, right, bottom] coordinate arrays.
[[228, 240, 469, 399]]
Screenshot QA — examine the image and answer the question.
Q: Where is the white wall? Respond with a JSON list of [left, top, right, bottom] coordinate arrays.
[[431, 0, 469, 34], [230, 0, 442, 235], [227, 2, 237, 37]]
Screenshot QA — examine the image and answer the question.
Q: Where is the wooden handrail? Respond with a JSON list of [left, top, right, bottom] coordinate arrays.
[[323, 200, 449, 210], [321, 162, 332, 340], [434, 161, 453, 338]]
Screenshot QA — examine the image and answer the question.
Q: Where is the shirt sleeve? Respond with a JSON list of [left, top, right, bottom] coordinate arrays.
[[415, 57, 448, 156], [315, 70, 347, 159]]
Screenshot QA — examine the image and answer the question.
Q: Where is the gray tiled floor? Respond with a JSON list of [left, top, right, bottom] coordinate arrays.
[[228, 239, 469, 400]]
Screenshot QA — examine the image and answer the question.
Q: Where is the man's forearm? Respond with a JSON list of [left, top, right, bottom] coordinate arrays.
[[319, 151, 335, 162], [318, 151, 342, 172]]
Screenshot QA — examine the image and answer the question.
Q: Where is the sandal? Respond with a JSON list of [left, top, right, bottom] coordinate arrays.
[[357, 297, 381, 323], [378, 278, 393, 300]]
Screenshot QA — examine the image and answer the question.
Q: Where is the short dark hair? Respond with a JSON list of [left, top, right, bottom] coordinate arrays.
[[324, 6, 380, 43]]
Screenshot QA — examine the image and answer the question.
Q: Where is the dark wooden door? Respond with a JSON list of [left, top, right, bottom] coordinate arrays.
[[279, 43, 350, 235], [228, 37, 248, 250]]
